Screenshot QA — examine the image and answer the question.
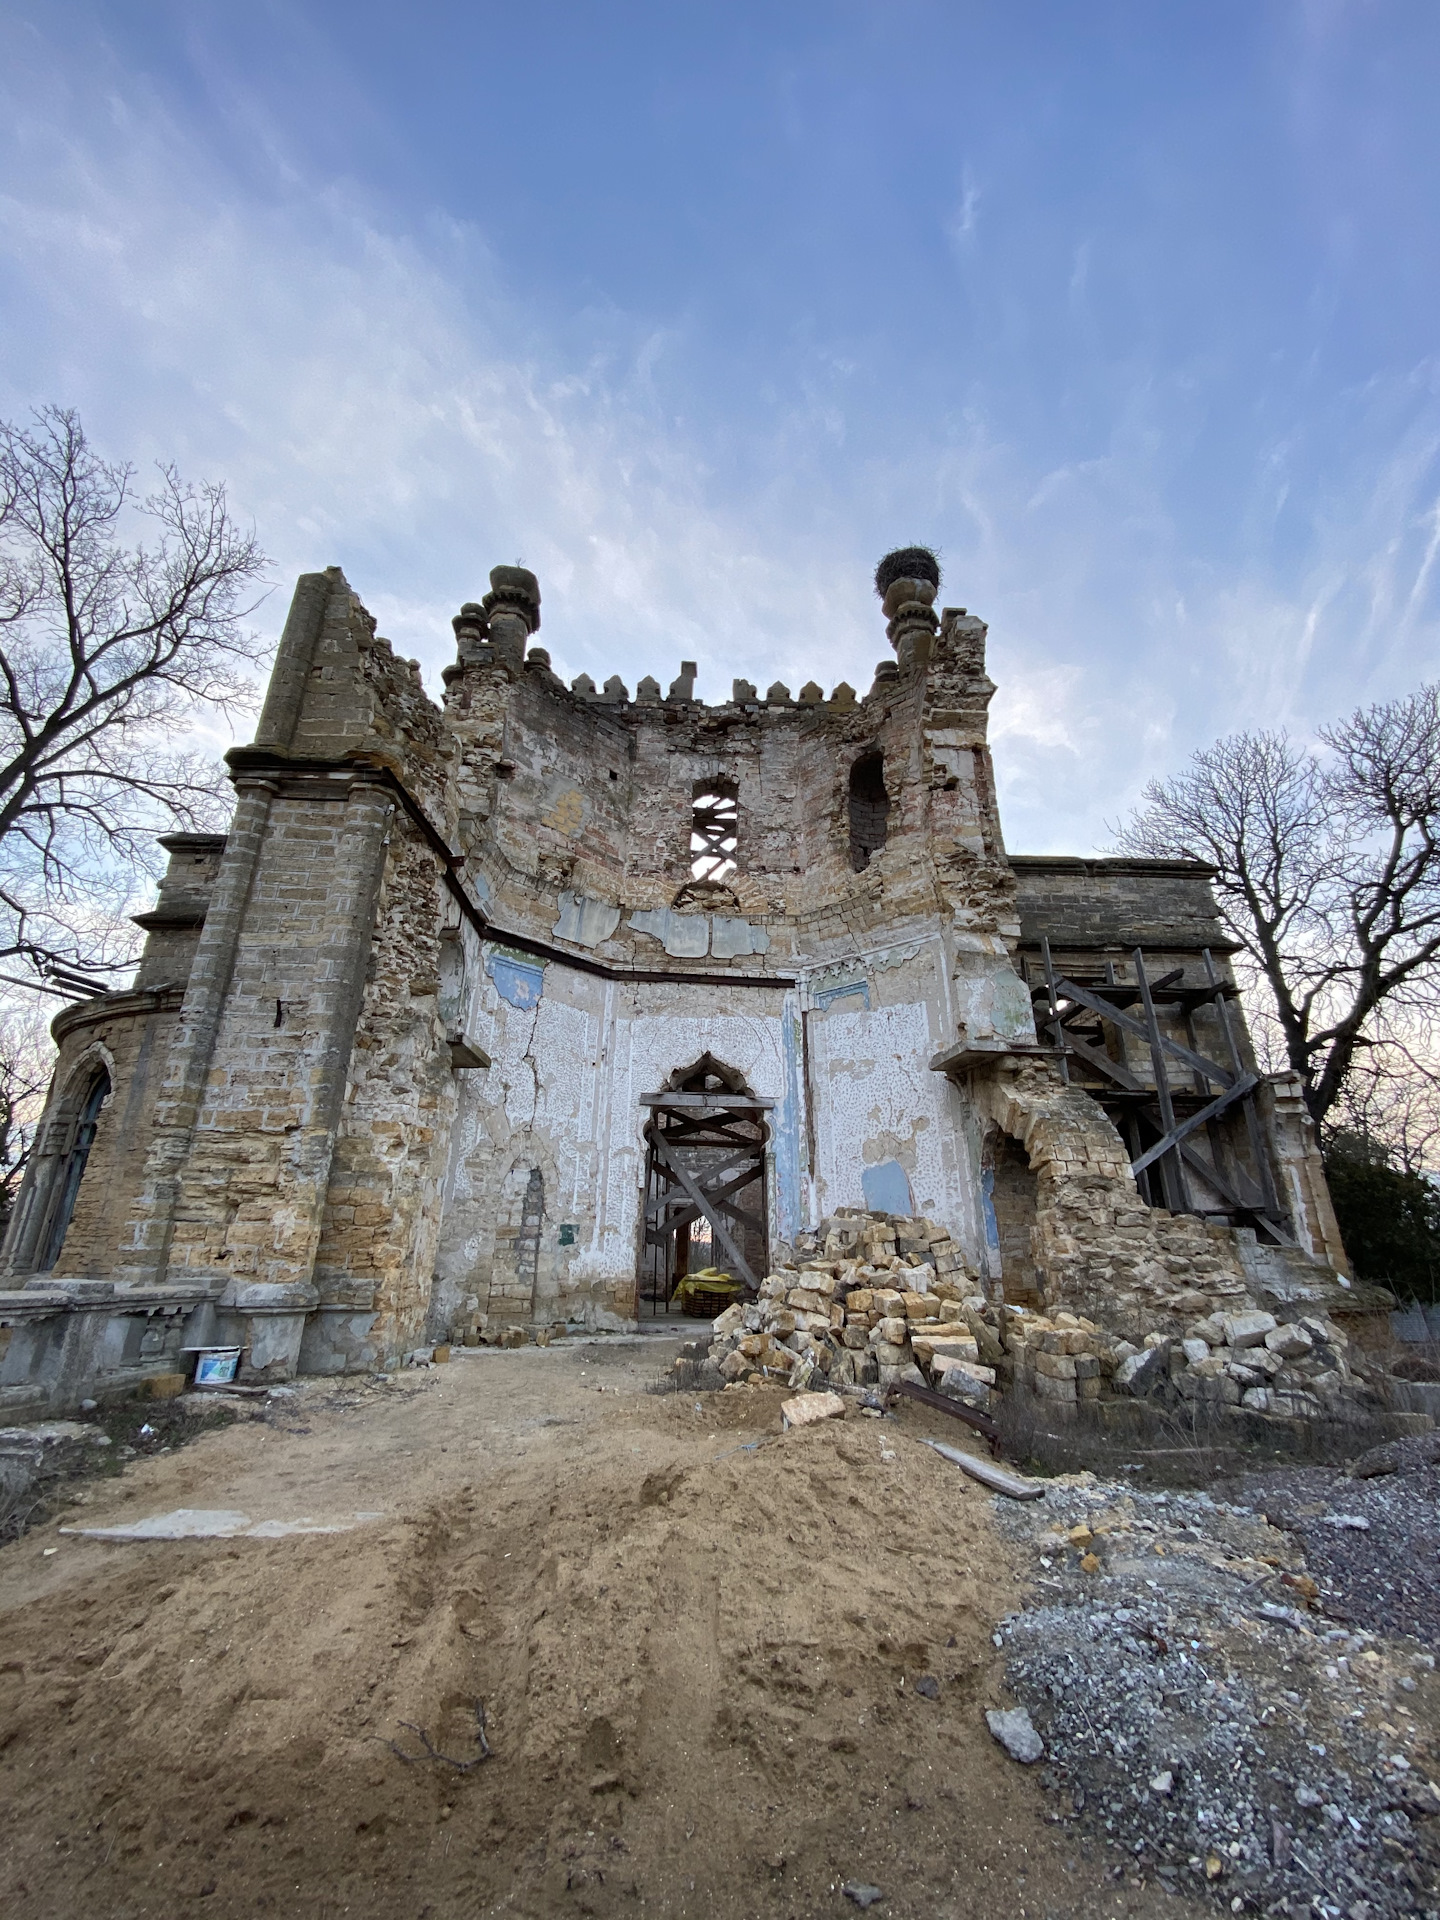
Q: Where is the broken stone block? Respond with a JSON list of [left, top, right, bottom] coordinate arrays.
[[1033, 1372, 1078, 1402], [498, 1326, 528, 1349], [1033, 1350, 1076, 1381], [1181, 1336, 1211, 1366], [787, 1287, 827, 1314], [901, 1291, 942, 1320], [1265, 1323, 1314, 1359], [712, 1303, 746, 1336], [1222, 1311, 1277, 1349], [872, 1317, 909, 1347], [1113, 1346, 1166, 1394], [719, 1349, 752, 1381], [871, 1341, 909, 1370], [780, 1389, 845, 1429], [845, 1288, 875, 1316], [841, 1324, 869, 1350], [912, 1332, 980, 1367]]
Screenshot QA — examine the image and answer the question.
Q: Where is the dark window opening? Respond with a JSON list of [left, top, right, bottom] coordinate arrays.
[[690, 781, 738, 881], [849, 753, 890, 871], [37, 1068, 110, 1272]]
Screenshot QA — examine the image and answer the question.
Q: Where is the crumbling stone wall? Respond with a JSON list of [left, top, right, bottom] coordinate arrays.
[[2, 550, 1368, 1410]]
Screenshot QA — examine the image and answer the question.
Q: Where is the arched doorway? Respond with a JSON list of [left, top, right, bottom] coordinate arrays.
[[639, 1055, 772, 1314], [36, 1066, 111, 1272]]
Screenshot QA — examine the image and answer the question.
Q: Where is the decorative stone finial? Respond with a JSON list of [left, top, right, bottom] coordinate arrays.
[[481, 565, 541, 666], [732, 678, 757, 704], [766, 681, 791, 704], [798, 680, 823, 705], [829, 682, 856, 709], [874, 546, 941, 668], [571, 672, 597, 699], [452, 600, 489, 662], [668, 661, 698, 703], [635, 675, 661, 703], [599, 675, 629, 704]]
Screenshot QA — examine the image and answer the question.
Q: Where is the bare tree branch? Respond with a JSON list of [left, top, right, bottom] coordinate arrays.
[[1113, 687, 1440, 1138], [0, 407, 270, 983]]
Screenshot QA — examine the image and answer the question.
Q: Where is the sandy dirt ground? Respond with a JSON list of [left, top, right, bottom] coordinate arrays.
[[0, 1335, 1203, 1920]]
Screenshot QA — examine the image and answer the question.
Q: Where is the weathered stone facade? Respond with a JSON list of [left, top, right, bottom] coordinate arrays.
[[0, 554, 1380, 1415]]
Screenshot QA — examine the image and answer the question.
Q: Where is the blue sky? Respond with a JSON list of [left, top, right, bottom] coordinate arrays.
[[3, 1, 1439, 852]]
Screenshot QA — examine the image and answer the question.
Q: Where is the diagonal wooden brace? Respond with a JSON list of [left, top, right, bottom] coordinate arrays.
[[1129, 1073, 1259, 1176], [649, 1135, 760, 1290]]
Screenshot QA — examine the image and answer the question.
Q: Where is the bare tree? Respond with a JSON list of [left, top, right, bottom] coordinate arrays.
[[0, 1000, 57, 1234], [0, 407, 268, 986], [1114, 686, 1440, 1132]]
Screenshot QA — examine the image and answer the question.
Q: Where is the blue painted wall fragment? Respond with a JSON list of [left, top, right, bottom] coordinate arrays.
[[486, 950, 545, 1009], [861, 1159, 914, 1216], [981, 1167, 1001, 1249], [776, 994, 805, 1242], [814, 979, 870, 1012]]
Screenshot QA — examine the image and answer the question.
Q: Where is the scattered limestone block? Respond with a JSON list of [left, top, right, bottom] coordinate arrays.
[[1222, 1311, 1277, 1349], [1033, 1350, 1076, 1381], [911, 1332, 980, 1366], [901, 1291, 942, 1320], [780, 1390, 845, 1430], [712, 1304, 746, 1336], [1265, 1323, 1314, 1359]]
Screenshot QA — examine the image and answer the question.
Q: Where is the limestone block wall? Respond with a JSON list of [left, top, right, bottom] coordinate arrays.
[[4, 990, 183, 1281], [309, 825, 459, 1363]]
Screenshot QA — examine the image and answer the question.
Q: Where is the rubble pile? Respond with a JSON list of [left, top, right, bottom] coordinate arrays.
[[1004, 1300, 1383, 1421], [702, 1209, 1006, 1408], [700, 1209, 1408, 1432]]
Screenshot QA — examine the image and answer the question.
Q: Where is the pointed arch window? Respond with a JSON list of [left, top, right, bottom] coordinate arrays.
[[37, 1067, 110, 1272]]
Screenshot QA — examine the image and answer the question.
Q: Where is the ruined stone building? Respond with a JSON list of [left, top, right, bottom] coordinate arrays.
[[0, 550, 1363, 1413]]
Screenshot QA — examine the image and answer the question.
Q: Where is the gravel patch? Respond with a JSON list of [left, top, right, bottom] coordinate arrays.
[[1225, 1448, 1440, 1647], [990, 1471, 1440, 1917]]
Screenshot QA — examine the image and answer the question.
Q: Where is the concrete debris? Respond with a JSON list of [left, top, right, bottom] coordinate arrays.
[[989, 1466, 1440, 1919], [985, 1706, 1044, 1763]]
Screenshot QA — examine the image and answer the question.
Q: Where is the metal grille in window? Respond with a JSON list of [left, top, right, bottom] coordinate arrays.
[[690, 785, 737, 881]]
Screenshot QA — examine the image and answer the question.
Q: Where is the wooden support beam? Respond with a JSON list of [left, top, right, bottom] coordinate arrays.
[[1135, 948, 1189, 1212], [1053, 975, 1235, 1088], [648, 1134, 760, 1289], [1129, 1073, 1260, 1176]]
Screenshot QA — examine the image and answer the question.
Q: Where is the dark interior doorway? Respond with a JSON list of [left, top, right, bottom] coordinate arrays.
[[639, 1055, 772, 1314]]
